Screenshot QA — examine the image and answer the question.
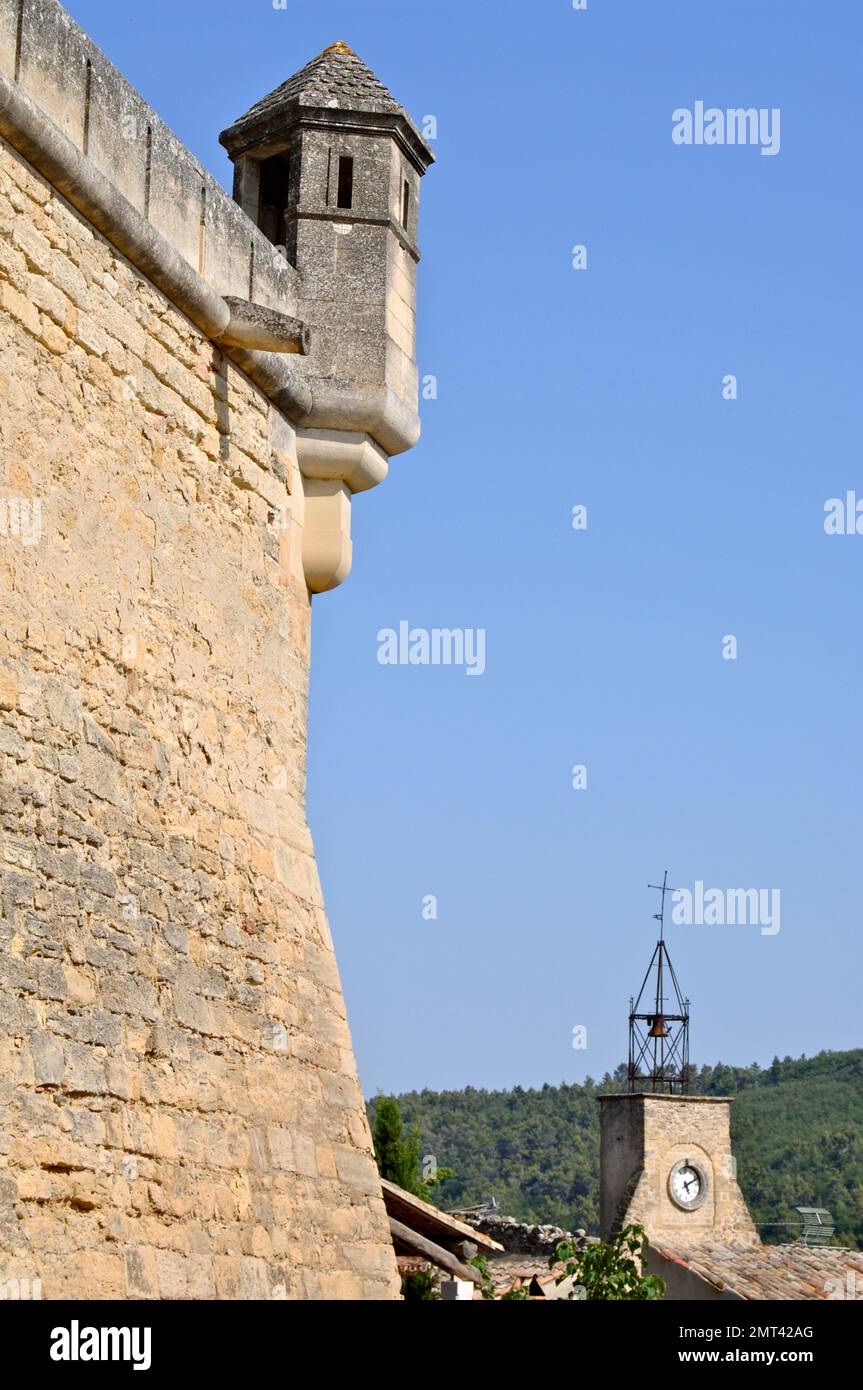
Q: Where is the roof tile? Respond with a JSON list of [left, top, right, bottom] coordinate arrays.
[[228, 41, 409, 131], [655, 1241, 863, 1300]]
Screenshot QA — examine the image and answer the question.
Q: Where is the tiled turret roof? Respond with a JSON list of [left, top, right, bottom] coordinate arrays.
[[228, 41, 409, 130]]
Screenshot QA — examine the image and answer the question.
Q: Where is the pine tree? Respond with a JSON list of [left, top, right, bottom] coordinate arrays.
[[372, 1096, 424, 1196]]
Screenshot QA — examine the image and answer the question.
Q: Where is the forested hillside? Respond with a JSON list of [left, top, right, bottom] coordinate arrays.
[[369, 1050, 863, 1247]]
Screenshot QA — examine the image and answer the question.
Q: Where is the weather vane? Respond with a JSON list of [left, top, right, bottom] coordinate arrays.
[[648, 868, 678, 939]]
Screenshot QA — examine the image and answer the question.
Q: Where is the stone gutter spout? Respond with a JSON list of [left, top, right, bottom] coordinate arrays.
[[218, 298, 311, 355]]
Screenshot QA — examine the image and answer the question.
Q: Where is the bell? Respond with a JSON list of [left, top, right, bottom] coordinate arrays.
[[648, 1015, 669, 1037]]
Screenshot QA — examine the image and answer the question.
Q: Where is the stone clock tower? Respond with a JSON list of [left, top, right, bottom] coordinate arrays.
[[599, 1092, 758, 1246], [599, 876, 758, 1247]]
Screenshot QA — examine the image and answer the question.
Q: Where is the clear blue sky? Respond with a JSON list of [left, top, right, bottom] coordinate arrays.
[[63, 0, 863, 1095]]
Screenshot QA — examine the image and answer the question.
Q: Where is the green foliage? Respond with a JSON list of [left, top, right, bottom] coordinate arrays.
[[372, 1095, 425, 1196], [471, 1254, 531, 1300], [371, 1093, 453, 1200], [470, 1254, 496, 1301], [500, 1281, 533, 1300], [401, 1269, 441, 1300], [368, 1049, 863, 1248], [552, 1224, 665, 1301]]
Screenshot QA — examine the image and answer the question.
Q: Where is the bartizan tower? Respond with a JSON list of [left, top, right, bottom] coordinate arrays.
[[220, 41, 435, 593]]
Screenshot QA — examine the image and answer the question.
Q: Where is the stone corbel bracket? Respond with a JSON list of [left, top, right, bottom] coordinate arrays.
[[296, 430, 388, 593]]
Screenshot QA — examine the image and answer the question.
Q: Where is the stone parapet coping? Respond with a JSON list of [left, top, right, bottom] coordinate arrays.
[[598, 1093, 737, 1104]]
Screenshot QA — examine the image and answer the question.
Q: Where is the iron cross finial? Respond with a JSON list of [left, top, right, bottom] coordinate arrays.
[[647, 869, 679, 940]]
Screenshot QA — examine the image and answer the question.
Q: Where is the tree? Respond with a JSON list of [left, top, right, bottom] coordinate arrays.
[[551, 1224, 666, 1301], [372, 1095, 424, 1194]]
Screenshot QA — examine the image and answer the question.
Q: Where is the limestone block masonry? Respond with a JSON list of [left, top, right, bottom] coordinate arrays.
[[599, 1094, 758, 1248], [0, 0, 432, 1299]]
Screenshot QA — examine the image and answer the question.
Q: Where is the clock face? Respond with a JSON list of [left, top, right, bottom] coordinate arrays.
[[668, 1158, 708, 1211]]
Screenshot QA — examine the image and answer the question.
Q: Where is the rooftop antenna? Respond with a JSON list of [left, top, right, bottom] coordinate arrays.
[[628, 870, 690, 1094], [757, 1209, 836, 1247]]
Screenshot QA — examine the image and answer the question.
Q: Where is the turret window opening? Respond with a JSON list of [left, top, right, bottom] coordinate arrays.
[[336, 155, 354, 209], [258, 153, 292, 248], [401, 178, 411, 232]]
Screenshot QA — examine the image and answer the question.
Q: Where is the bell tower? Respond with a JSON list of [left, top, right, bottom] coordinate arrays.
[[599, 876, 758, 1247]]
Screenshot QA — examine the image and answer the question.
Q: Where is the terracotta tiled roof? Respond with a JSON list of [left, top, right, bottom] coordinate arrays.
[[654, 1241, 863, 1301], [486, 1256, 581, 1300]]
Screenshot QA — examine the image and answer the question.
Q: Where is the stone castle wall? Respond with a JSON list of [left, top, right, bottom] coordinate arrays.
[[0, 2, 400, 1300]]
